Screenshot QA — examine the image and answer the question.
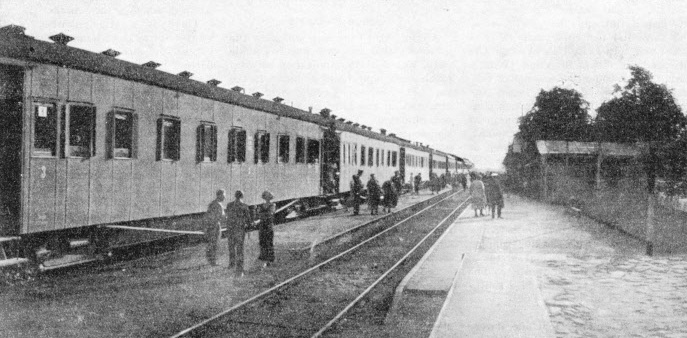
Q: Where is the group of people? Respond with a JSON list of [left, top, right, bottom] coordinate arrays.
[[205, 189, 276, 277], [350, 170, 403, 215], [469, 173, 504, 218]]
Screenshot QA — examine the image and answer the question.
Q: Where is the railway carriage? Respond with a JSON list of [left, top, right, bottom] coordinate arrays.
[[402, 145, 431, 186], [0, 25, 465, 268]]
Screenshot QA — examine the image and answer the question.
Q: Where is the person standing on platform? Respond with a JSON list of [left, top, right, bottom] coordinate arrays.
[[367, 174, 382, 215], [484, 175, 505, 219], [205, 189, 226, 266], [382, 177, 398, 213], [460, 173, 468, 191], [414, 173, 422, 195], [225, 190, 253, 277], [470, 174, 487, 217], [257, 190, 276, 267], [351, 170, 364, 215], [392, 171, 403, 195]]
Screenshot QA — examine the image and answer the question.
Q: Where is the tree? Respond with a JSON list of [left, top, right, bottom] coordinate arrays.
[[504, 87, 592, 196], [595, 66, 687, 193], [518, 87, 592, 143], [596, 66, 685, 144]]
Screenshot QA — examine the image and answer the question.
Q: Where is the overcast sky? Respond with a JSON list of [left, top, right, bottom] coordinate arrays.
[[3, 0, 687, 170]]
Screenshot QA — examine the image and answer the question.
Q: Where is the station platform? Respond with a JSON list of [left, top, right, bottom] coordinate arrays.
[[386, 198, 556, 338], [274, 188, 456, 259]]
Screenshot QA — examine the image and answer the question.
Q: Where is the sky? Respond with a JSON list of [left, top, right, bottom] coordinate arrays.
[[3, 0, 687, 170]]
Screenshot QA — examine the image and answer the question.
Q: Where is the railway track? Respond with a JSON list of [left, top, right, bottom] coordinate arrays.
[[170, 192, 470, 338]]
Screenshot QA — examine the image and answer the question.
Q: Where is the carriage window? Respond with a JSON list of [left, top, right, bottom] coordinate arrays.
[[65, 104, 96, 158], [368, 147, 374, 167], [361, 146, 366, 166], [228, 127, 246, 163], [33, 103, 57, 156], [353, 144, 357, 165], [110, 110, 137, 159], [392, 151, 397, 167], [254, 131, 270, 164], [296, 137, 305, 163], [307, 139, 320, 164], [157, 117, 181, 161], [278, 134, 290, 163], [197, 123, 217, 162], [376, 149, 380, 167]]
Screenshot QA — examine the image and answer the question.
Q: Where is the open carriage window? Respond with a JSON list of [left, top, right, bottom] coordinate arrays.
[[296, 137, 305, 163], [33, 103, 57, 156], [196, 122, 217, 162], [228, 127, 246, 163], [108, 109, 138, 159], [63, 104, 96, 158], [307, 139, 320, 164], [368, 147, 374, 167], [156, 116, 181, 161], [254, 131, 270, 164], [361, 146, 366, 166], [277, 134, 290, 163]]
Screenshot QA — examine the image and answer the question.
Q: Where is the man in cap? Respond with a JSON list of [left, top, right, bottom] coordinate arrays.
[[225, 190, 253, 277], [205, 189, 226, 266], [351, 170, 364, 215]]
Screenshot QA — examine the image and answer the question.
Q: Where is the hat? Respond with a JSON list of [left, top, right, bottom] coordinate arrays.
[[234, 190, 244, 199], [358, 170, 364, 174], [216, 189, 226, 197], [261, 190, 274, 200]]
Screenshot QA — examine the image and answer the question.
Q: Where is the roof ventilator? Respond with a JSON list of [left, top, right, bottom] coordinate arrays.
[[0, 25, 26, 36], [231, 86, 244, 93], [252, 92, 264, 99], [177, 71, 193, 78], [207, 79, 221, 86], [273, 97, 284, 103], [142, 61, 161, 69], [101, 49, 121, 57], [49, 33, 74, 45], [319, 108, 331, 118]]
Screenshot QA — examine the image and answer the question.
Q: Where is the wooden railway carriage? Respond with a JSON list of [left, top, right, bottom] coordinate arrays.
[[0, 25, 464, 266], [402, 145, 431, 186], [337, 128, 401, 193]]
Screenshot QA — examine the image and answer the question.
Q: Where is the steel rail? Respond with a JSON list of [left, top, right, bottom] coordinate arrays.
[[169, 191, 464, 338], [311, 196, 469, 337]]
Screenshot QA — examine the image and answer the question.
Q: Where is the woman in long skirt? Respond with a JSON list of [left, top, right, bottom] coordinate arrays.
[[469, 174, 487, 217], [257, 190, 276, 267]]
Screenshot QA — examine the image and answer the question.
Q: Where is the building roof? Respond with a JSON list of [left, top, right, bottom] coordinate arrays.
[[535, 140, 644, 157]]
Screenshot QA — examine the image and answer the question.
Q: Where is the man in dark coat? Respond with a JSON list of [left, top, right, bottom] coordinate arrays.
[[460, 173, 468, 191], [366, 174, 382, 215], [225, 190, 253, 277], [392, 171, 403, 195], [382, 177, 398, 213], [351, 170, 364, 215], [414, 173, 422, 194], [205, 189, 226, 266], [484, 175, 504, 219]]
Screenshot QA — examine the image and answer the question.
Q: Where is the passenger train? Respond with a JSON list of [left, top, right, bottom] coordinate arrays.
[[0, 25, 471, 267]]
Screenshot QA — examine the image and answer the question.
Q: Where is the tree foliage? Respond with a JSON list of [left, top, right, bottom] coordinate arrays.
[[518, 87, 592, 143], [595, 66, 687, 193], [596, 66, 685, 143]]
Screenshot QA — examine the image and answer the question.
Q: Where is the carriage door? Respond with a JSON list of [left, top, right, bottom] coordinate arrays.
[[321, 125, 340, 195], [0, 65, 24, 235]]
